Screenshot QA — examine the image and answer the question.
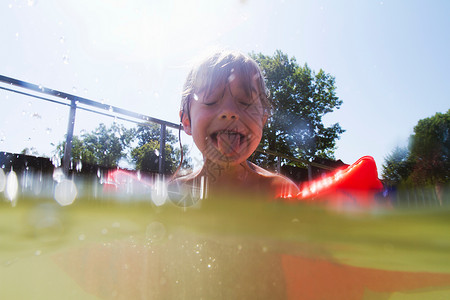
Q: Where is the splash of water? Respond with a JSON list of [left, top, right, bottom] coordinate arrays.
[[54, 179, 77, 206], [151, 177, 168, 206], [6, 170, 18, 206], [0, 168, 6, 192]]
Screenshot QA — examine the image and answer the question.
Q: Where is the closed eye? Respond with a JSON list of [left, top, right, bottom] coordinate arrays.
[[203, 101, 218, 106], [203, 87, 225, 106], [236, 96, 256, 107], [239, 101, 252, 107]]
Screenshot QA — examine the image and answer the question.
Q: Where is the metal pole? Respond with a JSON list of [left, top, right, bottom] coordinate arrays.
[[308, 164, 313, 181], [63, 100, 77, 175], [277, 155, 281, 174], [159, 124, 166, 174]]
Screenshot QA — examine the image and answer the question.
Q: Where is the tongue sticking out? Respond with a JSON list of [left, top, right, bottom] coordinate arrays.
[[216, 132, 241, 155]]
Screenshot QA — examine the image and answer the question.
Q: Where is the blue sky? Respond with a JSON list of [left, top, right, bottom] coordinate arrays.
[[1, 0, 449, 174]]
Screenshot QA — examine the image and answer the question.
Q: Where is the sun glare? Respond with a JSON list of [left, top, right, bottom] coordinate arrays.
[[64, 0, 247, 63]]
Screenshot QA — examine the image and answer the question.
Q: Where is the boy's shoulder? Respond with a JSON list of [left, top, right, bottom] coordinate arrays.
[[248, 162, 300, 198]]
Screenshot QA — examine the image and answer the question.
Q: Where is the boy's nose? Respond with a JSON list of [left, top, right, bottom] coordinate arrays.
[[220, 111, 238, 120], [219, 100, 239, 120]]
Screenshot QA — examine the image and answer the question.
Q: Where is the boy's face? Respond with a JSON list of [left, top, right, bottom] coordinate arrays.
[[182, 73, 267, 166]]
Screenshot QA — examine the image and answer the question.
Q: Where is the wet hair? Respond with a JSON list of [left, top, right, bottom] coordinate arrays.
[[180, 50, 271, 123]]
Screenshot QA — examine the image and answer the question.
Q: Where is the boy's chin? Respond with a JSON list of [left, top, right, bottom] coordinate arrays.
[[205, 154, 248, 167]]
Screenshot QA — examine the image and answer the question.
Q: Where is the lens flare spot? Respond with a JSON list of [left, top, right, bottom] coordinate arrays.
[[54, 179, 77, 206], [151, 178, 168, 206], [0, 168, 6, 192], [6, 170, 19, 205]]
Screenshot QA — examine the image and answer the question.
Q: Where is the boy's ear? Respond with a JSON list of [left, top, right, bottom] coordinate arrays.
[[180, 111, 192, 135], [262, 113, 269, 126]]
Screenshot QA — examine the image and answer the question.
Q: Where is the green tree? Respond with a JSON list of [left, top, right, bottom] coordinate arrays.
[[21, 147, 39, 156], [250, 50, 344, 169], [131, 140, 174, 174], [382, 110, 450, 187], [132, 123, 191, 174], [408, 110, 449, 186], [55, 122, 191, 173], [56, 123, 135, 168], [381, 146, 413, 187]]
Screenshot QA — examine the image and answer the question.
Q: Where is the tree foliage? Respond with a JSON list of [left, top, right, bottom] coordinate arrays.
[[250, 50, 344, 169], [56, 122, 191, 174], [381, 146, 414, 187], [408, 110, 449, 186], [131, 123, 191, 174], [382, 110, 449, 187], [56, 123, 135, 168]]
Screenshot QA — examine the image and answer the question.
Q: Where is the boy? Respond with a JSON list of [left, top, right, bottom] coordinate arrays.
[[170, 50, 299, 202]]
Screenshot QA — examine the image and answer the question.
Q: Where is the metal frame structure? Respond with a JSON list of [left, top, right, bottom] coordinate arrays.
[[1, 75, 331, 176]]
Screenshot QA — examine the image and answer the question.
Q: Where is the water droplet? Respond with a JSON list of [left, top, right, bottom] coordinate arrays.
[[72, 86, 77, 93], [108, 106, 113, 112], [62, 54, 69, 64], [6, 170, 19, 205], [146, 221, 166, 242], [193, 93, 199, 101], [15, 32, 19, 40], [78, 234, 86, 241], [59, 36, 65, 44], [228, 73, 236, 82], [54, 179, 77, 206], [46, 128, 52, 134], [112, 222, 120, 228], [34, 250, 42, 256]]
